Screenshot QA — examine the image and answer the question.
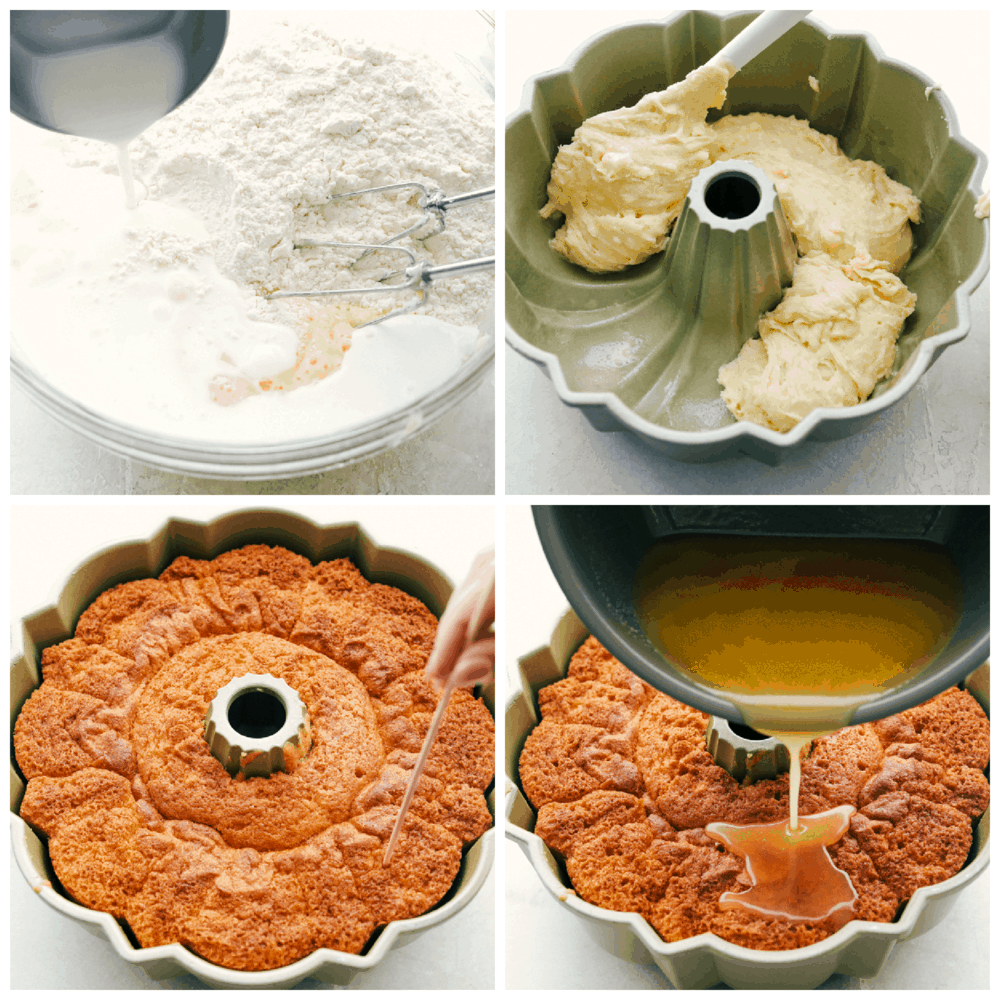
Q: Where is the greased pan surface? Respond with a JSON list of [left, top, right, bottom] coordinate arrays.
[[505, 11, 989, 463]]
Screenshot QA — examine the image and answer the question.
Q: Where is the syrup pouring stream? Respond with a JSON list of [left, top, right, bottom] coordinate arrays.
[[634, 534, 962, 924]]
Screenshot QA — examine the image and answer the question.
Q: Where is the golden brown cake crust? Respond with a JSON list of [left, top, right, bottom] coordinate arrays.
[[519, 639, 988, 952], [133, 632, 383, 851], [873, 686, 990, 770], [15, 546, 494, 972]]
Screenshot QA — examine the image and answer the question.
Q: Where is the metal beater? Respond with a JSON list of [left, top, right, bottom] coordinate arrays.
[[267, 182, 494, 327]]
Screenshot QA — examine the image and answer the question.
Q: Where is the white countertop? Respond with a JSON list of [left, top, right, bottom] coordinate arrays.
[[11, 503, 495, 989], [504, 505, 988, 989], [505, 11, 989, 496]]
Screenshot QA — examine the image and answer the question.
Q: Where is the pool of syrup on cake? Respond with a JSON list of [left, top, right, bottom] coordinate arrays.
[[633, 534, 962, 925]]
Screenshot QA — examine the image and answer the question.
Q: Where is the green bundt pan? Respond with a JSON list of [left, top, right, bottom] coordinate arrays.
[[505, 11, 989, 464]]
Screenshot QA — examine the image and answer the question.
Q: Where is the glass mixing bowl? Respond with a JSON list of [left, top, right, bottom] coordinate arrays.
[[10, 11, 495, 480]]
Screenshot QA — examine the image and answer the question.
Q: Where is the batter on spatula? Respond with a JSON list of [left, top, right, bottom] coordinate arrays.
[[542, 61, 921, 432]]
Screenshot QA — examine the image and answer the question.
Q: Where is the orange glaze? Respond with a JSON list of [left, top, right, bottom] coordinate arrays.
[[635, 534, 961, 924], [706, 804, 857, 926]]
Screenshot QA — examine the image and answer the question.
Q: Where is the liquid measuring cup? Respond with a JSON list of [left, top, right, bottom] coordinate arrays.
[[532, 505, 989, 728], [10, 10, 229, 143]]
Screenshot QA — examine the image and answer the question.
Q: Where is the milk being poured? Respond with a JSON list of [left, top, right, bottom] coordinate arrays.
[[19, 25, 186, 209], [26, 34, 185, 144]]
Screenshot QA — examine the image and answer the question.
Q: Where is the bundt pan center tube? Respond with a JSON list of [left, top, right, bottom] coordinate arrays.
[[10, 511, 495, 989], [504, 11, 989, 463], [707, 716, 792, 783], [505, 607, 989, 989], [637, 158, 797, 432], [204, 673, 311, 779]]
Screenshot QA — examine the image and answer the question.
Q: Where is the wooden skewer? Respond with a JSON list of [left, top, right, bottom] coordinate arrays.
[[383, 670, 460, 866], [384, 555, 494, 867]]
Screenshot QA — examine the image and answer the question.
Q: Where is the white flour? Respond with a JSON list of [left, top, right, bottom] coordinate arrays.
[[130, 24, 494, 310], [11, 17, 494, 443]]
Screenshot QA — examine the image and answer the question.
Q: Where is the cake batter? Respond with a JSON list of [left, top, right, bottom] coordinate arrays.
[[542, 62, 922, 432], [718, 252, 917, 433], [540, 59, 734, 272]]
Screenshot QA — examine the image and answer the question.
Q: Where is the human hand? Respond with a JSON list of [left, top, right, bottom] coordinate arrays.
[[425, 548, 494, 689], [385, 548, 494, 866]]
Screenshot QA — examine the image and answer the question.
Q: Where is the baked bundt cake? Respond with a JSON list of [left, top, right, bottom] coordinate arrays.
[[519, 636, 988, 951], [15, 545, 494, 972]]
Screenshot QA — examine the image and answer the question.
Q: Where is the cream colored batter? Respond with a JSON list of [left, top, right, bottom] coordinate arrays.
[[541, 64, 923, 432], [718, 251, 916, 432], [711, 113, 920, 273], [540, 60, 734, 272]]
